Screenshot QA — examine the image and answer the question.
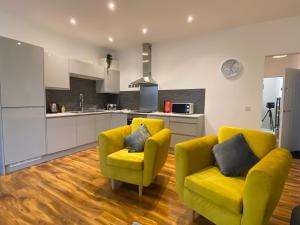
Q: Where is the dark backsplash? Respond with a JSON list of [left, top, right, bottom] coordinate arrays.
[[158, 89, 205, 113], [46, 77, 117, 112], [46, 78, 205, 114], [117, 89, 205, 113]]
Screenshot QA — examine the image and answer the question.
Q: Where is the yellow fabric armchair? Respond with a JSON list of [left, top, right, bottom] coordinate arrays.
[[98, 118, 171, 196], [175, 126, 292, 225]]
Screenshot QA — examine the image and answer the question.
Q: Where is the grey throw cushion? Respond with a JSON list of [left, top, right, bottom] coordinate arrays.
[[125, 124, 151, 153], [212, 133, 259, 177]]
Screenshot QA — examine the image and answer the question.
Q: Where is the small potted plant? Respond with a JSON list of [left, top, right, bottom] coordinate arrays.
[[106, 54, 112, 73]]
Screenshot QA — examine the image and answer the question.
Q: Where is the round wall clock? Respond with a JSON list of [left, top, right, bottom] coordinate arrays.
[[221, 59, 243, 78]]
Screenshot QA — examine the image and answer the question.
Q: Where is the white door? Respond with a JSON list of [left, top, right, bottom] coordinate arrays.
[[280, 68, 300, 151], [0, 37, 44, 107], [2, 107, 46, 165]]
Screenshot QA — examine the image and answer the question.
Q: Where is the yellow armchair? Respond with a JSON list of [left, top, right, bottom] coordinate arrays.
[[175, 126, 292, 225], [98, 118, 171, 196]]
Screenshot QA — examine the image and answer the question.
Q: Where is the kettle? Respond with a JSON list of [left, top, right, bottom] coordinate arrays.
[[107, 104, 117, 110], [49, 103, 59, 113]]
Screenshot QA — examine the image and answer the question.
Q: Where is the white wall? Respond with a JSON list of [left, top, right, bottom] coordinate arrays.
[[0, 11, 107, 62], [261, 77, 283, 129], [118, 16, 300, 134], [265, 53, 300, 77]]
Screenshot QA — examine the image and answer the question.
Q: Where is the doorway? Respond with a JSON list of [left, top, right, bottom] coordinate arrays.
[[261, 77, 283, 134], [264, 53, 300, 155]]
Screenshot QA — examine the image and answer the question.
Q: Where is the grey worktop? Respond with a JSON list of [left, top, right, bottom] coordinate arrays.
[[46, 110, 204, 119]]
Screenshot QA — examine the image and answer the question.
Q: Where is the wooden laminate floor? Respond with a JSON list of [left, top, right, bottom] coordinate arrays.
[[0, 148, 299, 225]]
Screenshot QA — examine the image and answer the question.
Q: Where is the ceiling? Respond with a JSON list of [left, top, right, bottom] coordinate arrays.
[[0, 0, 300, 50]]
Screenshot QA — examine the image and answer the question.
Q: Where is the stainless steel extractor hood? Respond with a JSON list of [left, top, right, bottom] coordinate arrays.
[[129, 43, 158, 88]]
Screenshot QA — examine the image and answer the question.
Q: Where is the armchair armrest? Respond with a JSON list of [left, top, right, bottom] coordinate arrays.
[[143, 128, 172, 186], [241, 148, 292, 225], [175, 135, 218, 199], [98, 125, 131, 173]]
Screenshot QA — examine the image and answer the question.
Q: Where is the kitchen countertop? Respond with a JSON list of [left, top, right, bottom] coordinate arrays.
[[46, 110, 204, 118]]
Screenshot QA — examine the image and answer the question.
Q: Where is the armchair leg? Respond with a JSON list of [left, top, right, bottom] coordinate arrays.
[[111, 179, 116, 190], [138, 185, 143, 196]]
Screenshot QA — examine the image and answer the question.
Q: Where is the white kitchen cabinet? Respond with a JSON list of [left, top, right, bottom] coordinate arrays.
[[95, 114, 111, 136], [46, 117, 77, 154], [77, 115, 97, 146], [69, 58, 104, 80], [0, 37, 44, 107], [44, 52, 70, 90], [170, 122, 198, 136], [111, 113, 127, 129], [147, 115, 170, 128], [96, 69, 120, 93], [2, 108, 46, 165], [169, 117, 204, 150], [170, 134, 195, 148], [146, 115, 204, 150]]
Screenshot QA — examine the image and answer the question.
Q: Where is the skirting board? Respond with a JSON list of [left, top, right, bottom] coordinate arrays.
[[4, 142, 96, 175]]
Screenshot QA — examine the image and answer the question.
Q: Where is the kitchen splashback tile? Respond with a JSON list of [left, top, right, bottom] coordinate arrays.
[[115, 89, 205, 113], [46, 77, 116, 112], [46, 78, 205, 114]]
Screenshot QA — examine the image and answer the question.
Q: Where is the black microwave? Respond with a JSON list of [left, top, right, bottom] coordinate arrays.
[[172, 103, 194, 114]]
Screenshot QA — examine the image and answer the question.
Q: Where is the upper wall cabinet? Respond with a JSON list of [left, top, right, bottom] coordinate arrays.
[[96, 58, 120, 94], [96, 70, 120, 94], [69, 58, 104, 80], [44, 52, 70, 90], [0, 36, 45, 107]]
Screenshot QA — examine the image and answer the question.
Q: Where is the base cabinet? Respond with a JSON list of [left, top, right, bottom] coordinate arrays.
[[147, 115, 204, 150], [111, 113, 127, 129], [46, 113, 114, 154], [47, 117, 77, 154], [147, 115, 170, 128], [95, 114, 111, 136], [77, 115, 96, 146], [46, 113, 203, 155]]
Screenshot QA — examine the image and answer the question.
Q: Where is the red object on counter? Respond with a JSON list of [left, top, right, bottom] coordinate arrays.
[[164, 100, 172, 113]]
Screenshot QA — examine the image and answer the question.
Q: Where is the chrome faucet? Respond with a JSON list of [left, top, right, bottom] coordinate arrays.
[[79, 93, 84, 112]]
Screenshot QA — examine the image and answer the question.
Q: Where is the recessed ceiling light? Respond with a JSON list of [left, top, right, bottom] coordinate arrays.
[[187, 15, 194, 23], [108, 37, 114, 42], [108, 2, 115, 11], [17, 42, 21, 46], [272, 54, 288, 59], [69, 18, 77, 25], [142, 28, 148, 34]]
